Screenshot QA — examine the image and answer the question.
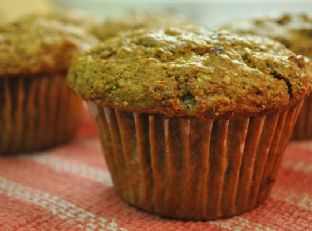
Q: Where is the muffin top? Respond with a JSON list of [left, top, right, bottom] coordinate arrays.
[[222, 13, 312, 57], [43, 10, 101, 32], [0, 14, 98, 76], [68, 26, 312, 118], [92, 12, 192, 40]]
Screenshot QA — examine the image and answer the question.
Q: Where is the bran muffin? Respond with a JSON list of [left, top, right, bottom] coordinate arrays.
[[222, 13, 312, 140], [68, 26, 311, 220], [91, 12, 192, 41], [0, 15, 98, 153], [43, 10, 101, 33]]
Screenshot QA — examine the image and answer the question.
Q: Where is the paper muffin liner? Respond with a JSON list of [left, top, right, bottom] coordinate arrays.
[[292, 93, 312, 140], [88, 100, 303, 220], [0, 74, 82, 154]]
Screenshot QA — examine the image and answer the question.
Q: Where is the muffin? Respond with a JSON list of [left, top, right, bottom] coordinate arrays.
[[0, 15, 98, 153], [68, 26, 311, 220], [43, 10, 101, 33], [91, 11, 192, 40], [222, 13, 312, 140]]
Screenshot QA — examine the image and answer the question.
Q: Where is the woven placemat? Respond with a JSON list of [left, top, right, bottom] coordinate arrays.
[[0, 113, 311, 231]]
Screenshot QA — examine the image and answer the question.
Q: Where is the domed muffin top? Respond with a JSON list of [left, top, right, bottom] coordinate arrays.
[[43, 11, 101, 32], [92, 12, 192, 40], [222, 13, 312, 57], [0, 14, 98, 76], [68, 26, 312, 118]]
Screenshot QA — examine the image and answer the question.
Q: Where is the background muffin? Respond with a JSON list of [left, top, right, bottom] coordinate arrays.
[[68, 26, 311, 220], [91, 11, 193, 40], [222, 13, 312, 57], [0, 0, 51, 22], [0, 14, 98, 153], [42, 10, 101, 34], [222, 13, 312, 140]]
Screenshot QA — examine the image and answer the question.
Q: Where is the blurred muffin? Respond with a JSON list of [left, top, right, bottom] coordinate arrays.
[[42, 10, 101, 33], [0, 0, 51, 22], [68, 26, 311, 220], [0, 14, 98, 153], [92, 11, 193, 40], [222, 13, 312, 140], [222, 13, 312, 57]]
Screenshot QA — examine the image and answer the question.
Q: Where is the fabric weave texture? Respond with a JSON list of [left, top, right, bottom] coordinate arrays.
[[0, 111, 311, 231]]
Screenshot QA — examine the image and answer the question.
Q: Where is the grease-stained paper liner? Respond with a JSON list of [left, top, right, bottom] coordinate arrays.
[[0, 74, 82, 154], [292, 94, 312, 140], [88, 100, 303, 220]]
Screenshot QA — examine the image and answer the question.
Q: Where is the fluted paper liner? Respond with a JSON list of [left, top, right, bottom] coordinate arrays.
[[89, 100, 303, 220], [0, 74, 82, 154], [292, 93, 312, 140]]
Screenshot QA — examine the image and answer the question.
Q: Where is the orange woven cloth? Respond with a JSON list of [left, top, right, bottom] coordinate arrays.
[[0, 113, 312, 231]]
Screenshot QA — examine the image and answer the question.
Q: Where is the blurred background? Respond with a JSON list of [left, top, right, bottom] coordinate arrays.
[[1, 0, 312, 27]]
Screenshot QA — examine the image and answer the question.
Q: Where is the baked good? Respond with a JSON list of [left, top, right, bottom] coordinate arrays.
[[68, 26, 311, 220], [222, 13, 312, 140], [0, 14, 98, 153], [92, 12, 192, 40], [43, 10, 101, 33], [222, 13, 312, 57]]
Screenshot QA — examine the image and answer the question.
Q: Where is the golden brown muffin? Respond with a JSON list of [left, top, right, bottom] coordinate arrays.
[[222, 13, 312, 57], [91, 11, 193, 40], [222, 13, 312, 140], [0, 0, 51, 22], [0, 14, 98, 153], [69, 26, 311, 220], [69, 27, 310, 117], [42, 10, 101, 34]]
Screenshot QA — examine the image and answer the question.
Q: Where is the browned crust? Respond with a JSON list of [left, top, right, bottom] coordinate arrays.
[[69, 27, 312, 118], [221, 13, 312, 57], [90, 96, 305, 119], [0, 14, 98, 77]]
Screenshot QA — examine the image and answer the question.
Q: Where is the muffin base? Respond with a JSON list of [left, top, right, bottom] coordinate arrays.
[[89, 100, 303, 220], [0, 74, 82, 154], [292, 93, 312, 140]]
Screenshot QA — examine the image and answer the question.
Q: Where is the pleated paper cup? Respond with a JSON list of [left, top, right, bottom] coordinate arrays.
[[88, 100, 303, 220], [0, 74, 82, 154], [292, 93, 312, 140]]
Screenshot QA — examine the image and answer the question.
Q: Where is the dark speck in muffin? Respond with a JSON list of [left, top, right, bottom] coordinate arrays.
[[211, 46, 224, 54]]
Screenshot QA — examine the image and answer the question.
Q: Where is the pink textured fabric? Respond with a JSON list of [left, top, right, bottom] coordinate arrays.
[[0, 111, 311, 231]]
